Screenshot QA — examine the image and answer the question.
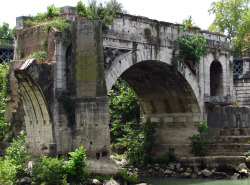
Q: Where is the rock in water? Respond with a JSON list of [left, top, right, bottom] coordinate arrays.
[[201, 169, 212, 177]]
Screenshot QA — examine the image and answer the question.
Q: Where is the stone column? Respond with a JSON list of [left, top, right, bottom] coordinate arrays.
[[72, 20, 110, 158]]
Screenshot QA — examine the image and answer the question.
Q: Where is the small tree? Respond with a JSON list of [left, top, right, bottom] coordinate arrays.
[[208, 0, 249, 42], [189, 122, 210, 157]]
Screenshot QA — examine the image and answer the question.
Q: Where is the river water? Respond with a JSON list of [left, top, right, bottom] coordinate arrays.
[[139, 177, 250, 185]]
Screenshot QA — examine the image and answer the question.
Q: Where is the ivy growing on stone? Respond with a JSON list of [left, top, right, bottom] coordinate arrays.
[[179, 34, 207, 63], [144, 28, 152, 41], [58, 92, 75, 127], [155, 22, 161, 54], [189, 122, 210, 157], [41, 39, 48, 51]]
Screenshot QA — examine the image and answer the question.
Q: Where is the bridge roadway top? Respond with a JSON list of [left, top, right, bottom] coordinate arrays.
[[103, 13, 231, 51]]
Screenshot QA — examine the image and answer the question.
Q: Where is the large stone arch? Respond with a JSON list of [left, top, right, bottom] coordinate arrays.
[[14, 59, 55, 155], [105, 49, 200, 101], [105, 49, 202, 157]]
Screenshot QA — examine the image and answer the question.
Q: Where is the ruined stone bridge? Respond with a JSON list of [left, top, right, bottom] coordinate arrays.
[[8, 6, 249, 165]]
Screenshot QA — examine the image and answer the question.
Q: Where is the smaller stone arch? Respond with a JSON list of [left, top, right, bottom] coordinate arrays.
[[210, 61, 223, 96], [14, 59, 55, 155]]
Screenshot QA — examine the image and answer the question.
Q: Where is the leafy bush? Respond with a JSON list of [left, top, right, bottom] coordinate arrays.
[[117, 168, 138, 184], [0, 63, 10, 141], [26, 51, 47, 62], [0, 131, 31, 184], [31, 155, 67, 185], [179, 34, 207, 63], [0, 158, 18, 184], [243, 150, 250, 157], [31, 146, 89, 184], [77, 0, 126, 30], [121, 121, 157, 165], [43, 17, 71, 34], [25, 5, 71, 35], [144, 28, 152, 41], [64, 146, 90, 183], [189, 122, 210, 156], [25, 5, 60, 26]]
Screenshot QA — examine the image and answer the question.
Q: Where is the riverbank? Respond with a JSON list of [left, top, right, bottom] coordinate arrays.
[[115, 155, 250, 180]]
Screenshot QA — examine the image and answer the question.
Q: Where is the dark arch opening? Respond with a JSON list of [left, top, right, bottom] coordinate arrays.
[[210, 61, 223, 96], [109, 60, 201, 157], [121, 61, 199, 114]]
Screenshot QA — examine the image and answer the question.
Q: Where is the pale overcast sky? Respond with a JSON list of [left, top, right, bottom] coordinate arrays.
[[1, 0, 217, 30]]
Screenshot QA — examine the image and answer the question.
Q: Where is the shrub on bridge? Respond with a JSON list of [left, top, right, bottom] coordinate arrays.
[[189, 122, 210, 157], [77, 0, 127, 30], [179, 34, 207, 63]]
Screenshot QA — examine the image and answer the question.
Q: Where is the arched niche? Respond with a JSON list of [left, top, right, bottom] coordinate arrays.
[[210, 61, 223, 96]]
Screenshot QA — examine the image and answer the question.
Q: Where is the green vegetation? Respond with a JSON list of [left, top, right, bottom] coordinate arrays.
[[0, 63, 11, 142], [0, 22, 14, 38], [64, 146, 90, 183], [1, 131, 89, 184], [26, 51, 47, 62], [208, 0, 249, 50], [31, 146, 89, 185], [153, 146, 178, 164], [179, 34, 207, 63], [143, 23, 162, 53], [243, 150, 250, 157], [122, 121, 156, 165], [155, 22, 162, 53], [171, 16, 207, 74], [25, 5, 60, 26], [144, 28, 152, 41], [232, 8, 250, 51], [179, 15, 200, 31], [25, 5, 71, 35], [0, 131, 32, 184], [41, 39, 48, 51], [109, 79, 178, 165], [77, 0, 126, 30], [189, 122, 210, 157], [109, 78, 140, 143], [31, 155, 67, 185], [117, 168, 138, 184], [58, 91, 76, 127], [43, 18, 71, 35], [109, 78, 159, 165], [0, 22, 14, 47]]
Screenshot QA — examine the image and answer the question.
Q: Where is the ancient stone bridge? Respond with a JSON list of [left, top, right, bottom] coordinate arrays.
[[9, 6, 239, 162]]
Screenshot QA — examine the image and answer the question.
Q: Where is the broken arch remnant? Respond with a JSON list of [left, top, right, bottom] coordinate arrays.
[[10, 6, 236, 160]]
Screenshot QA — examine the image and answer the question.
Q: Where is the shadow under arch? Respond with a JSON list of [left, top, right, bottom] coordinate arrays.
[[14, 59, 55, 155], [105, 50, 202, 157]]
